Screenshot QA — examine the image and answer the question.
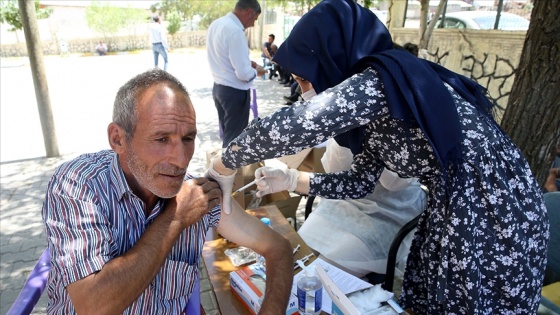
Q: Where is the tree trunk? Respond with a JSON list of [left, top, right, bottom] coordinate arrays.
[[419, 0, 447, 49], [18, 0, 59, 157], [501, 0, 560, 187], [387, 0, 407, 33]]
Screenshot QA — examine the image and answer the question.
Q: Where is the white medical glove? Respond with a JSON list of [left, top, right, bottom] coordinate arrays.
[[254, 166, 299, 198], [204, 156, 237, 215]]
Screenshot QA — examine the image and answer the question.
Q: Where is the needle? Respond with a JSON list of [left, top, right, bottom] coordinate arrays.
[[231, 177, 264, 196], [292, 244, 301, 255], [231, 179, 257, 197]]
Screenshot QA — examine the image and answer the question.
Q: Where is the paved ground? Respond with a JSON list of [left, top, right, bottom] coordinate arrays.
[[0, 48, 300, 315]]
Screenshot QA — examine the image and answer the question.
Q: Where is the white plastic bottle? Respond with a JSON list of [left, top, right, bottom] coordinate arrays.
[[297, 265, 323, 315]]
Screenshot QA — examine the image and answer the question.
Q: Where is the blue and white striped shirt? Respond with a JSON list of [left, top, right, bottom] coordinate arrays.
[[42, 150, 220, 314]]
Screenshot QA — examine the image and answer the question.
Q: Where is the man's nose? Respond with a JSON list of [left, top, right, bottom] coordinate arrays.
[[168, 142, 191, 169]]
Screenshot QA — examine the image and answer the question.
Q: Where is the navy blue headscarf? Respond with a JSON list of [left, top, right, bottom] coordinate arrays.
[[273, 0, 494, 172]]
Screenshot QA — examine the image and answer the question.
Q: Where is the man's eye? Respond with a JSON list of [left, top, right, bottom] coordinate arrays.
[[183, 137, 195, 143], [156, 138, 168, 142]]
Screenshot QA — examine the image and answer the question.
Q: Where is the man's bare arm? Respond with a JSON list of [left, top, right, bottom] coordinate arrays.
[[66, 178, 221, 315], [217, 201, 293, 314]]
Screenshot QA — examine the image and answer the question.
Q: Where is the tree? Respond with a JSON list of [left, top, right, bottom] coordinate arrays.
[[166, 10, 181, 36], [85, 2, 146, 39], [151, 0, 235, 30], [419, 0, 447, 49], [501, 0, 560, 187], [17, 0, 59, 157], [0, 0, 51, 41], [196, 1, 237, 29]]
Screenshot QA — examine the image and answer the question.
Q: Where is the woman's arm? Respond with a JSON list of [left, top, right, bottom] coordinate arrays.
[[221, 68, 386, 169]]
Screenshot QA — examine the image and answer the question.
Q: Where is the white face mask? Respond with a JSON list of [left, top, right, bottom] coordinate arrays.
[[301, 88, 317, 101]]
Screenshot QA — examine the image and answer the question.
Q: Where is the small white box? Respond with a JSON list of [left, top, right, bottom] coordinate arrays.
[[230, 264, 298, 315], [316, 264, 404, 315]]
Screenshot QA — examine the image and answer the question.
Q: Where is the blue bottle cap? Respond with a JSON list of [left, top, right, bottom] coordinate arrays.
[[260, 217, 271, 226]]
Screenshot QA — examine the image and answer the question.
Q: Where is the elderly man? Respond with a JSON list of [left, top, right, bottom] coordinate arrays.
[[42, 69, 293, 314]]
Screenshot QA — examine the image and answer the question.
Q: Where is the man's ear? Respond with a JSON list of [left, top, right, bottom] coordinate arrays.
[[108, 122, 126, 153]]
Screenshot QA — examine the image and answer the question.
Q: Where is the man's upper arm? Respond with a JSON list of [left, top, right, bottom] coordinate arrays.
[[43, 174, 112, 287], [215, 201, 278, 254]]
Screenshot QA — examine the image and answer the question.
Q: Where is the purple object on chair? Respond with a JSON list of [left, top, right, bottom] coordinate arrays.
[[250, 87, 258, 118], [184, 278, 201, 315], [7, 248, 50, 315]]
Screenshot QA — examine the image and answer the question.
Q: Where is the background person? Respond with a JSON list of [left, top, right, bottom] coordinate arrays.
[[268, 44, 279, 79], [403, 42, 419, 57], [206, 0, 548, 313], [262, 33, 275, 69], [42, 69, 293, 314], [95, 41, 107, 56], [206, 0, 266, 148], [149, 16, 169, 71]]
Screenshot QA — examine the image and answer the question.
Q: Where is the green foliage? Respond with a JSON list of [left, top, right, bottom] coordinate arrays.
[[264, 0, 312, 13], [153, 0, 236, 30], [166, 10, 181, 35], [85, 1, 147, 38], [197, 1, 237, 29], [0, 0, 52, 32], [262, 0, 381, 11], [143, 0, 382, 32]]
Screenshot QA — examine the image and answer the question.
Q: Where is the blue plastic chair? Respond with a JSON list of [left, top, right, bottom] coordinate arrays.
[[7, 248, 202, 315], [7, 248, 50, 315], [540, 192, 560, 314]]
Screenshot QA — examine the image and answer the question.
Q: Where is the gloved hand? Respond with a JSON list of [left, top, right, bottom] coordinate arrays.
[[204, 156, 237, 215], [254, 166, 299, 198]]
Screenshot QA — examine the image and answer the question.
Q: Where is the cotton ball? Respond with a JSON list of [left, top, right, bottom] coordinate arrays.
[[347, 284, 394, 313]]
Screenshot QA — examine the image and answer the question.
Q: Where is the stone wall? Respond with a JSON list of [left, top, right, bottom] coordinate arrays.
[[392, 28, 527, 121], [0, 30, 208, 57]]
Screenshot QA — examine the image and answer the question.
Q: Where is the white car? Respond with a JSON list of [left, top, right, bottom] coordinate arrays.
[[434, 11, 530, 30]]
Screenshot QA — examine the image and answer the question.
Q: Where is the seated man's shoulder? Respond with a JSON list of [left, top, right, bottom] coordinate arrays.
[[55, 150, 115, 179]]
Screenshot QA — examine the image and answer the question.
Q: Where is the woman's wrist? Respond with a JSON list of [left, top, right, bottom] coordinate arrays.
[[212, 156, 236, 176]]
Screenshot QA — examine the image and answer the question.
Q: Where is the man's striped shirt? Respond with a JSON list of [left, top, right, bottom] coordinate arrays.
[[42, 150, 220, 314]]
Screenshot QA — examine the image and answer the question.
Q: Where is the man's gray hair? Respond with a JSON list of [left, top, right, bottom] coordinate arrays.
[[113, 68, 189, 140], [235, 0, 261, 14]]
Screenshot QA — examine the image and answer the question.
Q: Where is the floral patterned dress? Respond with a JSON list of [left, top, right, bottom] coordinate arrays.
[[222, 68, 549, 314]]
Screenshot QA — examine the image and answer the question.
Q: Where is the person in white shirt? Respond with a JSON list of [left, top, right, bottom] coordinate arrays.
[[95, 42, 107, 56], [206, 0, 267, 148], [149, 16, 169, 71]]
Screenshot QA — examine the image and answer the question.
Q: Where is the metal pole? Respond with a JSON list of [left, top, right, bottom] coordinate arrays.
[[495, 0, 504, 29], [18, 0, 59, 157]]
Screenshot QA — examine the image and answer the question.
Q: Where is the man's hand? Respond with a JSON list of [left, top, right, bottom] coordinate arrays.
[[254, 166, 299, 197], [170, 178, 222, 227], [256, 65, 267, 77], [204, 156, 237, 214]]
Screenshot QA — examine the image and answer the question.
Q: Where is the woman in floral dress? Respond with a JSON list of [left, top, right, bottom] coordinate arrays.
[[206, 0, 549, 313]]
